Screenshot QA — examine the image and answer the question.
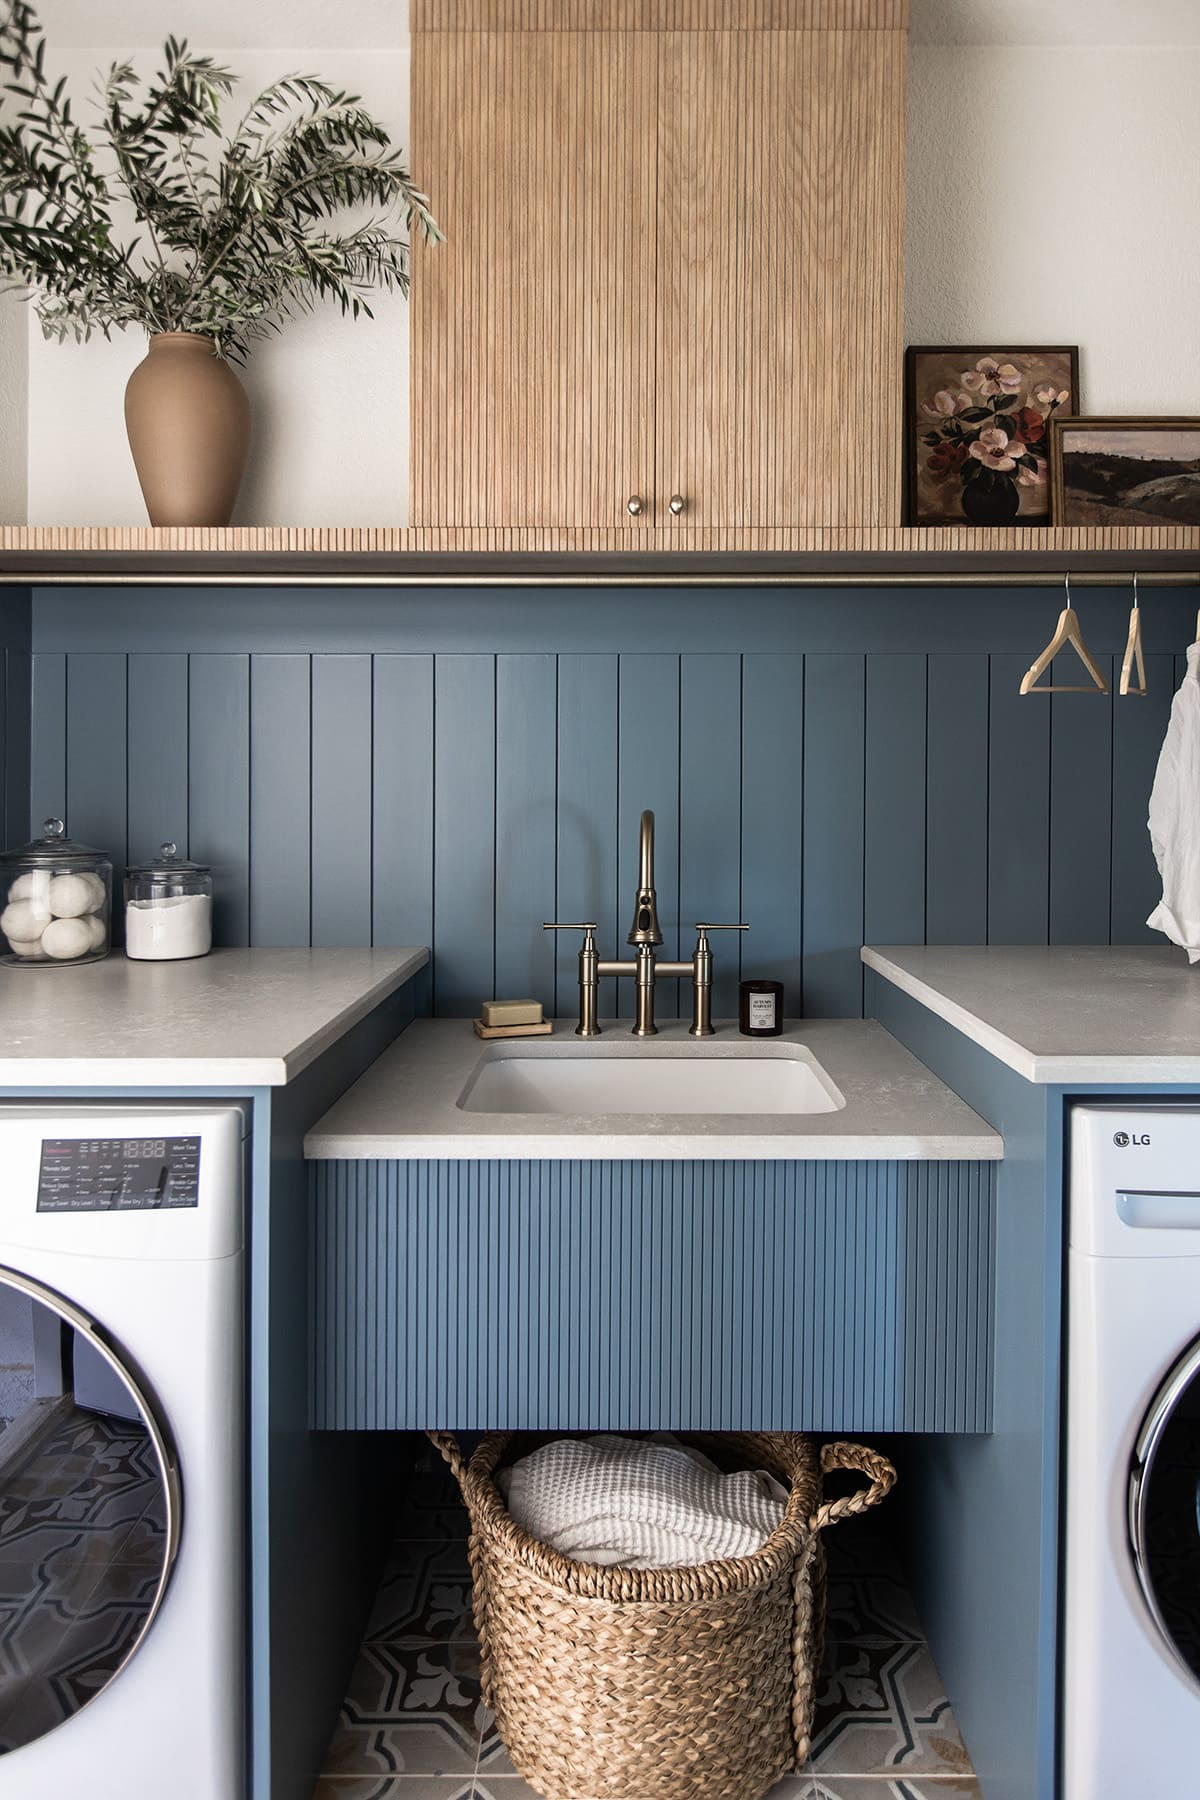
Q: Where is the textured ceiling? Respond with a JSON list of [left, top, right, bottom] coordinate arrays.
[[911, 0, 1200, 48]]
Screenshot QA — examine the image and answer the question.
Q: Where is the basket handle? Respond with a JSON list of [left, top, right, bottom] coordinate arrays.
[[426, 1429, 470, 1493], [810, 1440, 896, 1533]]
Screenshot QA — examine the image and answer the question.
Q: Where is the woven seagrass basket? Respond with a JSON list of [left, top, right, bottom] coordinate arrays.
[[428, 1430, 895, 1800]]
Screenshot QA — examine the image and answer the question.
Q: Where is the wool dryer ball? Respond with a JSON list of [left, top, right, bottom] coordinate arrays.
[[0, 900, 49, 942], [41, 917, 94, 960], [8, 872, 49, 904], [47, 873, 99, 918]]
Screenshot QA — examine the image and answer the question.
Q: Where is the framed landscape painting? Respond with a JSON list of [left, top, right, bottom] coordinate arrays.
[[904, 345, 1079, 526], [1050, 418, 1200, 526]]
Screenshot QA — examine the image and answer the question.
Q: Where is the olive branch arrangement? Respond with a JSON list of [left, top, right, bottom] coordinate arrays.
[[0, 0, 441, 361]]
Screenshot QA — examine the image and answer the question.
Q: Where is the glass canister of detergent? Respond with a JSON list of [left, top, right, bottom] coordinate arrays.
[[0, 818, 112, 965], [124, 843, 213, 961]]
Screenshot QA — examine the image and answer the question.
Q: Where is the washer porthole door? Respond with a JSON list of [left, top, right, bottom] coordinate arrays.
[[0, 1267, 180, 1755], [1129, 1333, 1200, 1690]]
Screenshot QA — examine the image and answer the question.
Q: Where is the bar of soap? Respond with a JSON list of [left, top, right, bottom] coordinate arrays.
[[482, 997, 544, 1027]]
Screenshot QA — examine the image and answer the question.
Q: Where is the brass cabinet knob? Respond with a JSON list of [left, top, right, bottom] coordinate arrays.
[[668, 494, 686, 516], [626, 495, 644, 516]]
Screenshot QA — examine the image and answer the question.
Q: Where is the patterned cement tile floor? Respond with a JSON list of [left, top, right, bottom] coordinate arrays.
[[314, 1458, 978, 1800], [0, 1403, 168, 1756]]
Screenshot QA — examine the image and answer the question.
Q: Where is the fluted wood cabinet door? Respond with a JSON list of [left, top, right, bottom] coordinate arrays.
[[653, 28, 906, 528], [410, 32, 658, 528]]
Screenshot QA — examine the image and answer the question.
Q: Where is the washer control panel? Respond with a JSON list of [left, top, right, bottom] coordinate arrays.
[[36, 1136, 202, 1212]]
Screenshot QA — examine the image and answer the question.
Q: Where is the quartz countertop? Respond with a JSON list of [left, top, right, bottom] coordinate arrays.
[[303, 1017, 1002, 1160], [863, 944, 1200, 1083], [0, 947, 428, 1086]]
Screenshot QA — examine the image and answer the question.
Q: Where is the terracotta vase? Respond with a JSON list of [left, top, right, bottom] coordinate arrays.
[[124, 332, 250, 527]]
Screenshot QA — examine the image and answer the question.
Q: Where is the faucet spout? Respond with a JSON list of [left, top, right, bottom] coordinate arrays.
[[638, 809, 654, 892], [627, 808, 664, 948]]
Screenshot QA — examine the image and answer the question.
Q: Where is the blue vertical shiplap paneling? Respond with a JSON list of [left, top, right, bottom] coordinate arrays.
[[865, 654, 927, 947], [372, 655, 434, 952], [1049, 660, 1114, 943], [680, 655, 743, 1017], [189, 654, 251, 945], [433, 655, 495, 1013], [29, 652, 66, 835], [3, 618, 31, 853], [127, 653, 189, 868], [249, 655, 312, 947], [803, 655, 866, 1015], [617, 653, 681, 1017], [925, 654, 988, 944], [1111, 652, 1173, 942], [67, 653, 127, 900], [988, 653, 1050, 943], [495, 655, 557, 1001], [311, 656, 373, 947], [19, 587, 1196, 1007], [555, 654, 618, 1019], [740, 652, 803, 1008]]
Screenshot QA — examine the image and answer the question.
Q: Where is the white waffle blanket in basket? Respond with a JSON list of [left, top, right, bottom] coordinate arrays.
[[496, 1434, 788, 1568]]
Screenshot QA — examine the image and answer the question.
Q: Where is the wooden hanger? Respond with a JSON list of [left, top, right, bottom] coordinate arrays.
[[1020, 575, 1109, 695], [1120, 573, 1148, 697]]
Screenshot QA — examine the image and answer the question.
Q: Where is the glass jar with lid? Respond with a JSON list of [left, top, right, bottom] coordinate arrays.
[[0, 818, 112, 965], [124, 843, 213, 961]]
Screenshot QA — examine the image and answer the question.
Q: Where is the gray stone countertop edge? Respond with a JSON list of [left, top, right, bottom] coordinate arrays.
[[303, 1015, 1003, 1161]]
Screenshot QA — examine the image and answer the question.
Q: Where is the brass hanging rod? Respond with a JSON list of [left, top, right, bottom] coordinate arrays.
[[1, 569, 1199, 589]]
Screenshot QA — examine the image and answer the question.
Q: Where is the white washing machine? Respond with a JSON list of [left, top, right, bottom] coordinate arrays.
[[1065, 1105, 1200, 1798], [0, 1104, 246, 1800]]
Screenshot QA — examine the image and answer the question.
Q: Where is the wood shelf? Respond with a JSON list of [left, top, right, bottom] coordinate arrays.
[[1, 525, 1199, 583]]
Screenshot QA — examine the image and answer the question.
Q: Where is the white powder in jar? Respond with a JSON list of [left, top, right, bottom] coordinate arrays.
[[125, 894, 212, 961]]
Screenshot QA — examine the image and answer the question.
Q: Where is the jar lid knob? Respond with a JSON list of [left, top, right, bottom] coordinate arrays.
[[160, 841, 178, 858], [43, 818, 65, 839]]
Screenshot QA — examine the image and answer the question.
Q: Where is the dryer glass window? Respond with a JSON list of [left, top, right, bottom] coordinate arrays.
[[0, 1272, 176, 1756], [1130, 1336, 1200, 1688]]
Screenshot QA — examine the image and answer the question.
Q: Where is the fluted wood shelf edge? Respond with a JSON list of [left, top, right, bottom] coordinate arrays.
[[2, 525, 1199, 584]]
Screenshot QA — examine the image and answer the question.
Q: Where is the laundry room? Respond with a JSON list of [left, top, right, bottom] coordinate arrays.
[[1, 2, 1200, 1800]]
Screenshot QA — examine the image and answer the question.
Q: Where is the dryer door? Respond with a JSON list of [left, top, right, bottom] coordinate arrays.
[[0, 1268, 180, 1756], [1129, 1334, 1200, 1689]]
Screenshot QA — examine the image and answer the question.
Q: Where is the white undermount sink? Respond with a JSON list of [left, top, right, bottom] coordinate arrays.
[[457, 1044, 845, 1116]]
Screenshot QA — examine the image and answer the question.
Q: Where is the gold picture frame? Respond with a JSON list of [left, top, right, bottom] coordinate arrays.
[[1050, 416, 1200, 527]]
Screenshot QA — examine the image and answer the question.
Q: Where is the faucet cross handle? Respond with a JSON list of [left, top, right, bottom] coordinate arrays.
[[687, 924, 750, 1038], [543, 923, 600, 1038]]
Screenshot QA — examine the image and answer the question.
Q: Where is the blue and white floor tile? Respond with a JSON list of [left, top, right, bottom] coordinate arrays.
[[316, 1462, 973, 1800]]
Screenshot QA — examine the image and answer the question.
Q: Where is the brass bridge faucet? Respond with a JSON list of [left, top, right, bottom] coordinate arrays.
[[545, 810, 748, 1037]]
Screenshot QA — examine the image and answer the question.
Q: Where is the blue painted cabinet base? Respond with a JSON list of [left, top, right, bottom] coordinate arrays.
[[310, 1158, 995, 1433]]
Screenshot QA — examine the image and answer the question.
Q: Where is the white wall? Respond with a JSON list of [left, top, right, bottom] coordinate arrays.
[[906, 41, 1200, 414], [0, 299, 27, 526], [8, 36, 411, 526]]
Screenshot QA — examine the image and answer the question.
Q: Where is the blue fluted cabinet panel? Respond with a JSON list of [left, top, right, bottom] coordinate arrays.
[[310, 1158, 995, 1433]]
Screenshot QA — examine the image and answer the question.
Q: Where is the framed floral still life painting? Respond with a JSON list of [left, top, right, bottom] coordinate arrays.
[[904, 345, 1079, 525], [1049, 418, 1200, 526]]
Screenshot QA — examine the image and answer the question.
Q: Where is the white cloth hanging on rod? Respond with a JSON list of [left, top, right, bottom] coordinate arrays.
[[1147, 641, 1200, 961]]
